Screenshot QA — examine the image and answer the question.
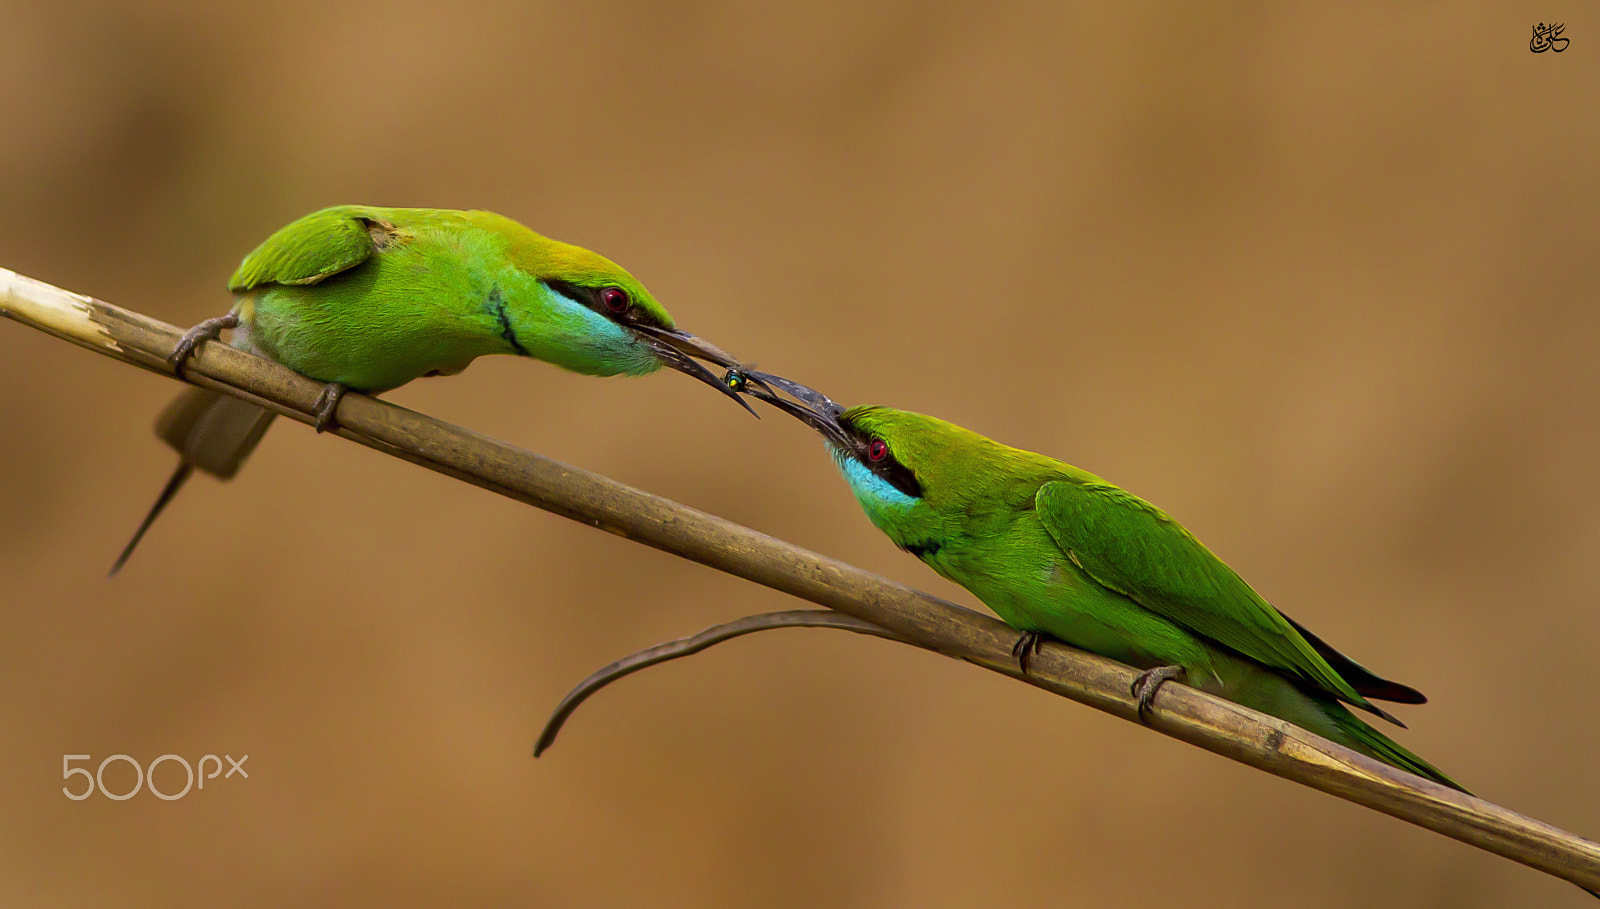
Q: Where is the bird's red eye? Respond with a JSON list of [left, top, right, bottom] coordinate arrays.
[[600, 287, 630, 313], [867, 439, 889, 462]]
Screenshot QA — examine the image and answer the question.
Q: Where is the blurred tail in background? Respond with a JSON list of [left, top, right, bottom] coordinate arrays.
[[110, 387, 275, 575]]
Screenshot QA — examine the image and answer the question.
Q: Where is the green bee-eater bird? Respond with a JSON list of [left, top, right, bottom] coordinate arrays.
[[730, 370, 1464, 792], [112, 205, 749, 574]]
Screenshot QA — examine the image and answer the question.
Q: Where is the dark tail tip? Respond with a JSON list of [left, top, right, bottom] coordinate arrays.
[[109, 462, 195, 577]]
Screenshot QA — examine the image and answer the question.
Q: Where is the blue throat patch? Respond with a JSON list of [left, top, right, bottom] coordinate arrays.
[[833, 448, 919, 518]]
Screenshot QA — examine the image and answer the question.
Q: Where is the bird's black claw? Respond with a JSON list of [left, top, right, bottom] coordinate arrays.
[[1011, 630, 1047, 675], [167, 312, 241, 377], [1130, 665, 1186, 722], [312, 382, 347, 433]]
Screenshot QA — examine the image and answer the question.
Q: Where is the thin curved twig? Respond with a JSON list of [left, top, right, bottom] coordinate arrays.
[[535, 609, 904, 756]]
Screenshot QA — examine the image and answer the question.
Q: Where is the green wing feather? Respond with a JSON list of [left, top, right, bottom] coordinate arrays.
[[228, 205, 388, 291], [1034, 479, 1383, 715]]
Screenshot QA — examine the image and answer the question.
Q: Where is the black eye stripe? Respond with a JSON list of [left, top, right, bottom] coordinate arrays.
[[544, 279, 619, 315], [839, 422, 923, 499], [544, 279, 665, 328], [545, 279, 588, 306], [876, 458, 923, 499]]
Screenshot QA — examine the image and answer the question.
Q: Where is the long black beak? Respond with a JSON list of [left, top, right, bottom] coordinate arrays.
[[722, 368, 852, 447], [630, 324, 758, 417]]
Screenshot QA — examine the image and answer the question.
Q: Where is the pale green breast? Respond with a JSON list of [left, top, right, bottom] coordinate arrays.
[[237, 215, 518, 391]]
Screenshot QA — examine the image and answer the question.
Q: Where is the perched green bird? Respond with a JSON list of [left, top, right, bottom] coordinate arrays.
[[730, 370, 1464, 792], [112, 205, 749, 574]]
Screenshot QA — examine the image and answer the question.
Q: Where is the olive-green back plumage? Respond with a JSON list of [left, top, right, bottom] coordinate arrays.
[[229, 206, 671, 324]]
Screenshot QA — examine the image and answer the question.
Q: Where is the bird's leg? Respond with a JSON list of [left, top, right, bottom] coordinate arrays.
[[167, 312, 240, 377], [1011, 630, 1050, 675], [1130, 665, 1186, 721], [311, 382, 348, 433]]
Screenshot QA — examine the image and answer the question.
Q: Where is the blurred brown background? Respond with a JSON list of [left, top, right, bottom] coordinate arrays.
[[2, 2, 1597, 906]]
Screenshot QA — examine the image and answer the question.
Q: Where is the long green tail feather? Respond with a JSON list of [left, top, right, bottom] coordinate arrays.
[[1324, 700, 1469, 794]]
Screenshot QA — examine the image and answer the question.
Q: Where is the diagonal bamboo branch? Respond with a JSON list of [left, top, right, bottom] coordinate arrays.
[[4, 265, 1599, 894]]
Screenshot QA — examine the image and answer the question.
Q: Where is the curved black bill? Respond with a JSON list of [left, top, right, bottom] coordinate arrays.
[[722, 368, 851, 447], [632, 325, 757, 417]]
